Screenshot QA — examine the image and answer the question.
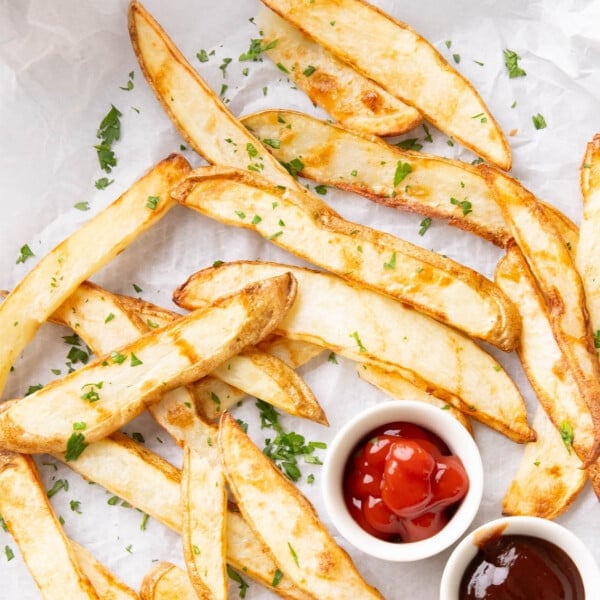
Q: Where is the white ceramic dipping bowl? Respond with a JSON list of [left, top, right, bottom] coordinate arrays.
[[440, 515, 600, 599], [322, 401, 484, 562]]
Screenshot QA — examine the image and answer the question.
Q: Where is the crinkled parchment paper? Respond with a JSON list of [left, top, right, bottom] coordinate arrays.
[[1, 1, 600, 598]]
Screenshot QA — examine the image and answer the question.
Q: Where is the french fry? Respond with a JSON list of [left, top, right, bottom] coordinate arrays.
[[174, 261, 534, 443], [128, 0, 294, 188], [71, 541, 140, 600], [51, 281, 325, 434], [502, 408, 587, 519], [140, 563, 203, 600], [495, 245, 595, 462], [260, 0, 511, 169], [172, 166, 521, 351], [219, 413, 383, 600], [181, 445, 227, 600], [256, 8, 422, 136], [55, 434, 311, 600], [357, 363, 473, 433], [0, 451, 98, 599], [483, 166, 600, 464], [0, 154, 190, 396], [242, 109, 580, 250], [576, 134, 600, 354], [0, 274, 296, 454]]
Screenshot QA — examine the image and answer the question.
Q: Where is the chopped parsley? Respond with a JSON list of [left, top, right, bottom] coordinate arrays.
[[276, 62, 289, 74], [47, 479, 69, 498], [227, 565, 249, 598], [383, 252, 397, 270], [453, 54, 460, 64], [105, 313, 115, 323], [251, 215, 262, 225], [532, 113, 547, 130], [423, 124, 433, 143], [239, 38, 278, 62], [25, 384, 43, 396], [196, 49, 209, 62], [132, 283, 143, 293], [246, 143, 258, 158], [272, 568, 283, 587], [303, 65, 316, 77], [419, 217, 432, 236], [219, 57, 232, 77], [395, 138, 423, 151], [70, 500, 82, 514], [594, 330, 600, 349], [314, 184, 327, 195], [559, 421, 574, 454], [288, 542, 299, 567], [503, 49, 526, 78], [4, 546, 14, 562], [281, 157, 304, 178], [393, 161, 412, 187], [80, 381, 103, 403], [74, 201, 90, 211], [328, 352, 338, 364], [262, 138, 280, 149], [130, 353, 143, 367], [119, 70, 134, 91], [16, 244, 35, 264], [256, 400, 326, 482], [0, 515, 7, 532], [94, 177, 114, 190], [146, 195, 160, 210], [95, 105, 122, 173], [450, 197, 472, 216], [350, 331, 367, 353], [72, 422, 86, 431], [65, 431, 88, 462], [110, 351, 127, 364], [140, 513, 150, 531], [131, 432, 145, 443]]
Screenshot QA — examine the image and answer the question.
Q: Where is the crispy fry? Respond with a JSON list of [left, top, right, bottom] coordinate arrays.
[[0, 154, 190, 396], [51, 281, 325, 435], [140, 563, 203, 600], [502, 408, 587, 519], [71, 541, 140, 600], [173, 165, 520, 350], [55, 434, 311, 600], [174, 261, 533, 443], [495, 245, 594, 462], [128, 0, 293, 188], [0, 274, 296, 454], [483, 166, 600, 464], [219, 413, 383, 600], [260, 0, 511, 169], [181, 445, 227, 600], [243, 109, 509, 245], [0, 451, 98, 599], [256, 8, 422, 136], [576, 134, 600, 356], [357, 364, 473, 433]]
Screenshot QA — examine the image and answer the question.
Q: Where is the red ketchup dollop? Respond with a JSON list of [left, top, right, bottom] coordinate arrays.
[[343, 421, 469, 542]]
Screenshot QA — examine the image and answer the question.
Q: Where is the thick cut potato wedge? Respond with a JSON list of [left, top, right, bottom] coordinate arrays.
[[0, 451, 98, 599], [243, 109, 509, 245], [140, 563, 204, 600], [358, 364, 473, 433], [219, 413, 383, 600], [576, 134, 600, 356], [0, 274, 296, 454], [484, 166, 600, 464], [495, 246, 594, 462], [56, 434, 311, 600], [256, 8, 421, 136], [260, 0, 511, 169], [129, 0, 294, 189], [51, 281, 325, 438], [502, 408, 587, 519], [71, 542, 140, 600], [0, 154, 189, 396], [174, 262, 533, 443], [173, 166, 520, 351], [181, 445, 227, 600]]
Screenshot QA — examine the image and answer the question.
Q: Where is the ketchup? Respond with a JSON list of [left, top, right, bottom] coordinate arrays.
[[459, 533, 585, 599], [343, 421, 469, 542]]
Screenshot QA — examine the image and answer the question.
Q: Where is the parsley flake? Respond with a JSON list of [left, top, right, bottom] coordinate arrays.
[[503, 49, 526, 78], [383, 252, 397, 270], [146, 195, 160, 210], [16, 244, 35, 264], [74, 201, 90, 211], [393, 161, 412, 187], [239, 38, 278, 61], [350, 331, 367, 353], [450, 197, 472, 216], [65, 432, 88, 462], [227, 565, 249, 598], [532, 113, 547, 130], [419, 217, 432, 236], [559, 421, 574, 454], [303, 65, 316, 77]]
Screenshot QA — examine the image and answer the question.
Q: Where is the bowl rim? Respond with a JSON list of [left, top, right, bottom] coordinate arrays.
[[322, 400, 484, 562], [439, 515, 600, 598]]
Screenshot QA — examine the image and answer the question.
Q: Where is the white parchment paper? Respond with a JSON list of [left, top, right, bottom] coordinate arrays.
[[1, 1, 600, 598]]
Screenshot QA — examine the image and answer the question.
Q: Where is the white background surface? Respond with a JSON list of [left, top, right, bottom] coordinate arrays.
[[1, 0, 600, 598]]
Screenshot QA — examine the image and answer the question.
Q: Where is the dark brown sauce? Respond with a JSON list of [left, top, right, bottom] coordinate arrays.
[[459, 533, 585, 599]]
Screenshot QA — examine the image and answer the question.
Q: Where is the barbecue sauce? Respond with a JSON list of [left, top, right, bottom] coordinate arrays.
[[459, 532, 585, 599]]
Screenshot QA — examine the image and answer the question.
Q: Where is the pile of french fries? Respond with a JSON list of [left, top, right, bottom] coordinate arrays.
[[1, 0, 599, 597]]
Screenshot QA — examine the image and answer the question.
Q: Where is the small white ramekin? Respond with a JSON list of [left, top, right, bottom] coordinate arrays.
[[322, 401, 483, 561], [440, 515, 600, 598]]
